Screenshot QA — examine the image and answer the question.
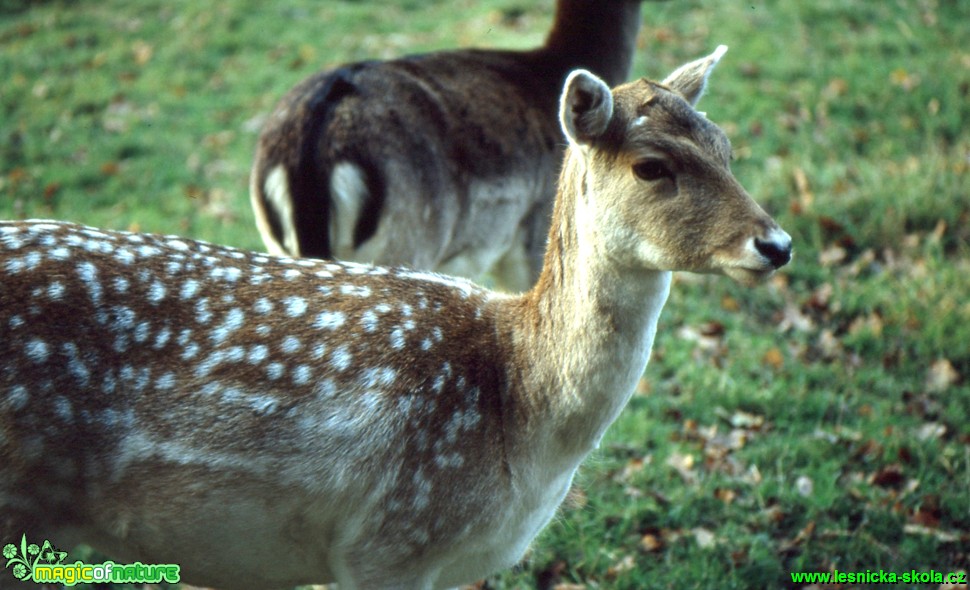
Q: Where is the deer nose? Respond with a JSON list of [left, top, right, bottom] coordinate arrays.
[[755, 229, 792, 269]]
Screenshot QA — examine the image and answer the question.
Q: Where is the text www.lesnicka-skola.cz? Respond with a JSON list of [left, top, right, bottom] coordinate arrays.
[[791, 569, 966, 585]]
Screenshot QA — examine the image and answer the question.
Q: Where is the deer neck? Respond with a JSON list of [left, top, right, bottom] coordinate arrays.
[[542, 0, 643, 87], [501, 151, 671, 477]]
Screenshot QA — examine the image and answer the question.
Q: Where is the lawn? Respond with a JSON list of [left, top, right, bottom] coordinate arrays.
[[1, 0, 968, 588]]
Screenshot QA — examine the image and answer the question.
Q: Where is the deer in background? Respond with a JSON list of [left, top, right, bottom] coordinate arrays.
[[1, 47, 790, 589], [251, 0, 646, 291]]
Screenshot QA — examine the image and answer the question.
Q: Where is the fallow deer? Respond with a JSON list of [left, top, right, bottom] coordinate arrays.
[[1, 47, 791, 589], [251, 0, 646, 291]]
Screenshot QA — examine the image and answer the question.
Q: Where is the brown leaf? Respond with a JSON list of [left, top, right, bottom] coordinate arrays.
[[869, 465, 905, 488], [640, 533, 663, 552], [762, 347, 784, 369], [714, 487, 737, 505], [721, 295, 740, 312]]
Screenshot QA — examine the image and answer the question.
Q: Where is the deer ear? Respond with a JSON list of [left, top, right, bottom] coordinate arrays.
[[661, 45, 728, 106], [560, 69, 614, 146]]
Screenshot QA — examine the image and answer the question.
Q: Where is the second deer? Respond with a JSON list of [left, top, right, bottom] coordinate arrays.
[[251, 0, 645, 291], [2, 47, 790, 589]]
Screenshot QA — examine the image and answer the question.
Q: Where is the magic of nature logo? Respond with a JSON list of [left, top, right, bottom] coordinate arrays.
[[3, 534, 180, 586]]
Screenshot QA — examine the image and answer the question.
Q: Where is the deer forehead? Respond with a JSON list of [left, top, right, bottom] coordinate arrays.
[[614, 81, 732, 167]]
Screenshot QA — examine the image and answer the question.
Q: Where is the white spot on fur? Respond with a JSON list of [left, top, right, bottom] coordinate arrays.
[[284, 295, 308, 317], [390, 327, 406, 349], [7, 385, 29, 411], [331, 346, 352, 372], [361, 310, 379, 333], [314, 310, 346, 330], [77, 261, 102, 304], [340, 284, 372, 297], [360, 367, 397, 390], [281, 335, 301, 354], [47, 281, 65, 300], [181, 279, 200, 300], [153, 326, 171, 349], [48, 246, 70, 260], [266, 362, 285, 381], [292, 365, 312, 385], [254, 297, 274, 314], [248, 344, 269, 364], [148, 280, 167, 304], [210, 308, 244, 343], [25, 339, 50, 363], [156, 372, 176, 389]]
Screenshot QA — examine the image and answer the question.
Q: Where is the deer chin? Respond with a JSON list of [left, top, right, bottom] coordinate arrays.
[[722, 265, 777, 286]]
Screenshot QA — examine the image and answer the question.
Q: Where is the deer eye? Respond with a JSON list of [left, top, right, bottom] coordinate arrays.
[[632, 159, 674, 182]]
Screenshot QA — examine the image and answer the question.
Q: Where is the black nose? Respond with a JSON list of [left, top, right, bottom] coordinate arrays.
[[755, 237, 792, 268]]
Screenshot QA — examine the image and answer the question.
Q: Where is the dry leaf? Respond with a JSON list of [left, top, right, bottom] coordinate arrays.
[[916, 422, 946, 441], [666, 451, 696, 484], [796, 475, 814, 497], [132, 40, 153, 65], [714, 487, 737, 505], [762, 347, 784, 369], [640, 533, 663, 552], [607, 554, 636, 578], [925, 359, 960, 392], [818, 244, 847, 266], [870, 465, 905, 488], [693, 527, 716, 549]]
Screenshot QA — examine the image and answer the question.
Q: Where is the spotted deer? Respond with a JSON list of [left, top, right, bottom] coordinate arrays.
[[251, 0, 646, 291], [1, 47, 790, 589]]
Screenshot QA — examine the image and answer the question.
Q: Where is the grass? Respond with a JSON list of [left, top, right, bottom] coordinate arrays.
[[2, 0, 968, 588]]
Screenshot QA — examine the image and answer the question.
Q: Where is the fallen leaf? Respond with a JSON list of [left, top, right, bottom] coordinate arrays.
[[606, 554, 636, 579], [666, 451, 697, 484], [917, 422, 947, 441], [714, 487, 737, 505], [796, 475, 814, 497], [693, 527, 716, 549], [818, 244, 848, 266], [640, 534, 663, 552], [925, 359, 960, 392], [869, 465, 905, 488], [762, 347, 784, 369], [132, 40, 153, 65]]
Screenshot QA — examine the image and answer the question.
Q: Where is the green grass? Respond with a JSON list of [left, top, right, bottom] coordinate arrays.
[[2, 0, 968, 588]]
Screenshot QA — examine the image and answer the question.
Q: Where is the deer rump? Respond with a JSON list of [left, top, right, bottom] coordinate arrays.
[[251, 50, 565, 288]]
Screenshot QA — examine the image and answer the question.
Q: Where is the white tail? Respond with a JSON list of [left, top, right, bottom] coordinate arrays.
[[1, 48, 790, 590], [250, 0, 645, 291]]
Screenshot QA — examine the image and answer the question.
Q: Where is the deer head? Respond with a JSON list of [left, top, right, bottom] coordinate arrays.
[[556, 45, 792, 286]]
